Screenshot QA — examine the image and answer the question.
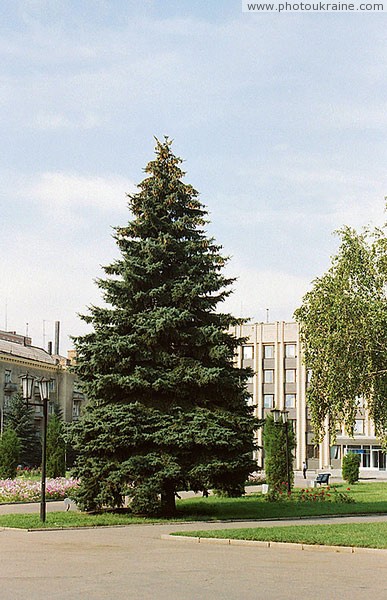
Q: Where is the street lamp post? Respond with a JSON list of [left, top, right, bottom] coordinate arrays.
[[20, 374, 52, 523], [271, 408, 291, 493]]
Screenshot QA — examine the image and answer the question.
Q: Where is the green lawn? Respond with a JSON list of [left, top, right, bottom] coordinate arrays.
[[172, 521, 387, 549], [0, 482, 385, 530], [0, 511, 163, 529], [176, 482, 387, 521]]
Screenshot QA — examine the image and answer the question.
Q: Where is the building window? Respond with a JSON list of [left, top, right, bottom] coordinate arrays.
[[246, 395, 254, 407], [263, 345, 274, 359], [285, 343, 296, 358], [330, 445, 341, 460], [72, 400, 81, 419], [285, 394, 296, 409], [355, 396, 365, 408], [285, 369, 296, 383], [264, 370, 274, 384], [4, 370, 12, 384], [246, 375, 254, 386], [263, 394, 274, 409], [354, 419, 364, 435], [242, 345, 253, 360], [307, 444, 319, 459], [362, 445, 370, 467], [288, 419, 296, 433]]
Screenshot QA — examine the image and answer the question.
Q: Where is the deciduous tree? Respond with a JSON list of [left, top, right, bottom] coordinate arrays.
[[295, 226, 387, 448]]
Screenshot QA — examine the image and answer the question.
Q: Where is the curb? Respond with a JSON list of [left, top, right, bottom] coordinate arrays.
[[161, 534, 387, 554]]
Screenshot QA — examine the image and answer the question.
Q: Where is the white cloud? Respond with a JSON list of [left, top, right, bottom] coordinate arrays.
[[32, 112, 102, 130], [223, 266, 311, 323], [26, 171, 136, 213], [0, 228, 111, 353]]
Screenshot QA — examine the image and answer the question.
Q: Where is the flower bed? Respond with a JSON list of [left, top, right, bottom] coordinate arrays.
[[0, 478, 79, 503], [265, 485, 355, 504]]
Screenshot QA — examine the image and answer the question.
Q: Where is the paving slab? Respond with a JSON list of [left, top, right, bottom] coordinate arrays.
[[0, 509, 386, 599]]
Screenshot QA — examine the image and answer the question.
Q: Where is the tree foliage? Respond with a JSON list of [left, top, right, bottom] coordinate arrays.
[[72, 139, 257, 515], [0, 428, 20, 479], [4, 394, 41, 467], [46, 413, 66, 478], [342, 452, 361, 485], [263, 414, 295, 492], [295, 226, 387, 448]]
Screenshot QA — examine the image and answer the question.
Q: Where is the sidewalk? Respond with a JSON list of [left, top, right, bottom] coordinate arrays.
[[0, 513, 386, 600], [0, 499, 71, 515], [292, 469, 387, 484]]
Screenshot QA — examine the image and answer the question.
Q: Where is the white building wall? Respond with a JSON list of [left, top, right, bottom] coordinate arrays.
[[232, 321, 383, 472]]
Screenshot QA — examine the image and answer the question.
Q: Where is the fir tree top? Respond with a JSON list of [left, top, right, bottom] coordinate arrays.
[[74, 138, 247, 409]]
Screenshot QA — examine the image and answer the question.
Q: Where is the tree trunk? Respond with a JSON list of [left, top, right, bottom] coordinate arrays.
[[160, 484, 176, 516]]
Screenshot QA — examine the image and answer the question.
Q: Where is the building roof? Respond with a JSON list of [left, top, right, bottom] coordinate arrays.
[[0, 339, 57, 365]]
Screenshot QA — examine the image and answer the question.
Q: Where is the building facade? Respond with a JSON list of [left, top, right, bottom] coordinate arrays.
[[231, 321, 386, 472], [0, 329, 85, 436]]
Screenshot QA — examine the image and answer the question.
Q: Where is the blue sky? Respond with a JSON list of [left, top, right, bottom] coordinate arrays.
[[1, 0, 386, 353]]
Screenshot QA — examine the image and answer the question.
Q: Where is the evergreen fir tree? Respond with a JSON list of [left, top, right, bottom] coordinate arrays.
[[46, 413, 66, 478], [0, 428, 20, 479], [4, 394, 41, 467], [72, 138, 257, 515]]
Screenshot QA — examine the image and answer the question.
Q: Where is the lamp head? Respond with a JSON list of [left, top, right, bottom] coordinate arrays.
[[20, 373, 35, 401], [38, 378, 52, 402]]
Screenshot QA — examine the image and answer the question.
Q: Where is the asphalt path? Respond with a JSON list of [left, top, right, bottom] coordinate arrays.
[[0, 500, 386, 600]]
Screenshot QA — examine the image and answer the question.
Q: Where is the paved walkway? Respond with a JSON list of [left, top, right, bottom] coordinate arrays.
[[0, 498, 386, 599]]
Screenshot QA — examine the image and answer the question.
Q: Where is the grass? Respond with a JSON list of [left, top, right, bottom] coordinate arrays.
[[0, 511, 164, 529], [175, 482, 387, 521], [0, 482, 385, 530], [172, 522, 387, 549]]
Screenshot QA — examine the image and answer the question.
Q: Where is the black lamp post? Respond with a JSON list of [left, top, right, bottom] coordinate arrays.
[[20, 374, 52, 523], [271, 408, 291, 493]]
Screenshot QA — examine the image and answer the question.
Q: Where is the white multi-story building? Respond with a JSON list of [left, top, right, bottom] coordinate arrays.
[[231, 321, 386, 473]]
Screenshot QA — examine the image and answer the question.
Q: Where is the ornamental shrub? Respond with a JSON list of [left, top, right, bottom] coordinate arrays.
[[342, 452, 361, 484], [263, 414, 295, 492]]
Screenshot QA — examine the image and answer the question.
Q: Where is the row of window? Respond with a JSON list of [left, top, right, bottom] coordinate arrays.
[[247, 394, 296, 409], [247, 369, 297, 384], [2, 395, 81, 418], [3, 372, 56, 393], [263, 394, 296, 409], [331, 445, 386, 469], [242, 344, 297, 360]]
